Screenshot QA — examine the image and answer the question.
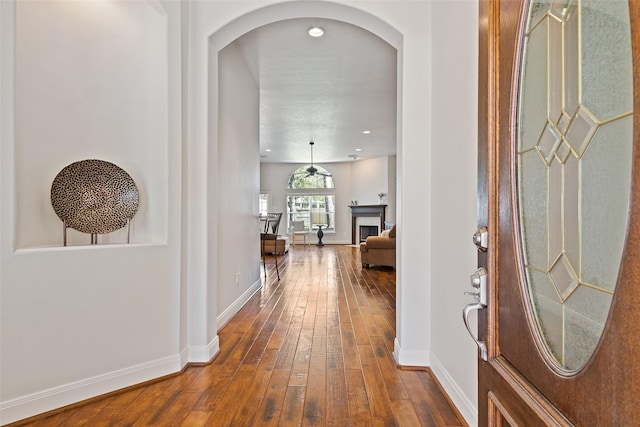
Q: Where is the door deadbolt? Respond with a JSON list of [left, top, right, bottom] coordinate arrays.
[[473, 226, 488, 251]]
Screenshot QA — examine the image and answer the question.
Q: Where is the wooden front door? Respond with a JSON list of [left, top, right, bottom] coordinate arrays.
[[472, 0, 640, 425]]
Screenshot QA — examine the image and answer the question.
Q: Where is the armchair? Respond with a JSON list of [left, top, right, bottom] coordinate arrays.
[[360, 224, 396, 268]]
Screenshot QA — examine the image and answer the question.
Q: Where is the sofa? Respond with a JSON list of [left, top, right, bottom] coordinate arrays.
[[261, 235, 290, 255], [360, 224, 396, 268]]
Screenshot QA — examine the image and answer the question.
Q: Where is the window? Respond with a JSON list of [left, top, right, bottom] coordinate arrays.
[[287, 195, 336, 232], [259, 192, 270, 216], [286, 165, 335, 232]]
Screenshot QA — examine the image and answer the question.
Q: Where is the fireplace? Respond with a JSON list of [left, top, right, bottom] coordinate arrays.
[[359, 225, 379, 242], [349, 204, 386, 244]]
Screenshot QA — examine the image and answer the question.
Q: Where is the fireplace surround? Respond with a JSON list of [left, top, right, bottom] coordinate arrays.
[[349, 204, 386, 244]]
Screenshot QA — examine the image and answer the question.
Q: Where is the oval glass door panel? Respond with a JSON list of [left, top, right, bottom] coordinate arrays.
[[517, 0, 633, 372]]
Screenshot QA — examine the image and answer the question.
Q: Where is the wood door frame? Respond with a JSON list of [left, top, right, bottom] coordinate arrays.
[[478, 0, 640, 424]]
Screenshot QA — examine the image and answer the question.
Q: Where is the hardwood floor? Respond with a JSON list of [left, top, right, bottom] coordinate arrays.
[[12, 246, 465, 426]]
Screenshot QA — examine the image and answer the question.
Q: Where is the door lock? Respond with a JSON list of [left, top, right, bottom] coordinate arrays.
[[470, 267, 488, 305], [473, 226, 489, 251]]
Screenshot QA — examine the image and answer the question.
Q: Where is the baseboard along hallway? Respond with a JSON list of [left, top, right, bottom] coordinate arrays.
[[9, 245, 465, 426]]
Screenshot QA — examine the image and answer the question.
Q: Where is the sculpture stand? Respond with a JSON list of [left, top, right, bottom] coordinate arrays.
[[316, 225, 325, 247], [62, 218, 132, 246]]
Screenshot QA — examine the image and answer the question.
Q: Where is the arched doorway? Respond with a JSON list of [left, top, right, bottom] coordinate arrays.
[[187, 1, 406, 364]]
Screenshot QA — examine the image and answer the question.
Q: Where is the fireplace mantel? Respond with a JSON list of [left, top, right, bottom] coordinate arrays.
[[349, 205, 386, 244]]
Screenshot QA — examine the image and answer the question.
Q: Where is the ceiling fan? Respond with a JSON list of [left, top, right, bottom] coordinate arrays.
[[305, 141, 332, 177]]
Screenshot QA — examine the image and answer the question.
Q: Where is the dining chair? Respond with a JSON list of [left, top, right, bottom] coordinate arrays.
[[260, 212, 282, 280]]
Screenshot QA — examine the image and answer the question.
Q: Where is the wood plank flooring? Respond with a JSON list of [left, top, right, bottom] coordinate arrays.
[[11, 245, 466, 427]]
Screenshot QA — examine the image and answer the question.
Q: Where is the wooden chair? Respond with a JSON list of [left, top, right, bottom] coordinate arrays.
[[261, 213, 282, 280], [291, 220, 309, 246]]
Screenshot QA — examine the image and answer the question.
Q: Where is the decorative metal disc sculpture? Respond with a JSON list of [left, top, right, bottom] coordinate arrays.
[[51, 159, 139, 245]]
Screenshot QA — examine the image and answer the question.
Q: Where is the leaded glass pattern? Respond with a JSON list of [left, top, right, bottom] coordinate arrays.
[[517, 0, 633, 372]]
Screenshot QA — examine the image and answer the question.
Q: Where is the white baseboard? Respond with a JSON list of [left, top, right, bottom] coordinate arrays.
[[216, 279, 262, 330], [393, 337, 430, 367], [430, 352, 478, 427], [0, 355, 181, 426], [187, 336, 220, 364], [294, 239, 351, 245], [180, 346, 190, 368]]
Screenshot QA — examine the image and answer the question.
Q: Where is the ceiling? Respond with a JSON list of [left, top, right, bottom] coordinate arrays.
[[232, 18, 398, 164]]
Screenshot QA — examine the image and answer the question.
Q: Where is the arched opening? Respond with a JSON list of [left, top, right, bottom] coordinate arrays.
[[190, 1, 404, 364]]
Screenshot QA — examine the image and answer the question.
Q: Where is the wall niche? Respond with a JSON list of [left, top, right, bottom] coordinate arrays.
[[14, 0, 169, 248]]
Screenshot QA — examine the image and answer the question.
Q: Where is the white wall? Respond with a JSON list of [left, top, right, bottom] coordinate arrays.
[[351, 156, 389, 205], [349, 156, 396, 228], [216, 42, 262, 325], [0, 1, 183, 423], [429, 1, 479, 425], [387, 155, 397, 223]]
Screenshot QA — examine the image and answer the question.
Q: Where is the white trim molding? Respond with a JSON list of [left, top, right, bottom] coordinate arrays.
[[430, 352, 478, 427], [187, 336, 220, 364], [0, 355, 181, 425], [216, 279, 262, 330], [393, 337, 430, 367]]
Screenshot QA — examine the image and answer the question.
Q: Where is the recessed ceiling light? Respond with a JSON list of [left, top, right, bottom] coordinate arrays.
[[355, 148, 362, 152], [265, 149, 272, 152], [308, 26, 324, 37], [362, 130, 371, 134]]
